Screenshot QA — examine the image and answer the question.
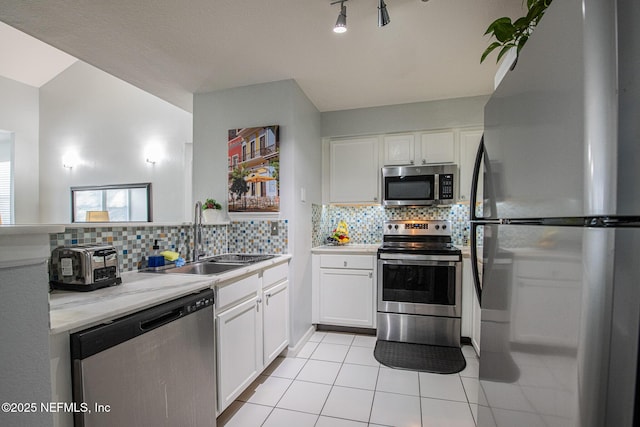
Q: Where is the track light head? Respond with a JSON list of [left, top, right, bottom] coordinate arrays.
[[333, 1, 347, 33], [378, 0, 390, 27]]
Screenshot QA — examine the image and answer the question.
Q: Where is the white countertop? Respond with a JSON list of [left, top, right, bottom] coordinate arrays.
[[0, 224, 67, 268], [0, 224, 66, 235], [311, 244, 380, 255], [455, 245, 471, 258], [49, 255, 291, 334]]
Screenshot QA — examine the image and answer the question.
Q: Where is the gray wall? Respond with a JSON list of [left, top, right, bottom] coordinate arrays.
[[193, 79, 322, 346], [0, 261, 53, 427], [0, 76, 39, 223], [38, 61, 193, 223], [321, 95, 489, 137]]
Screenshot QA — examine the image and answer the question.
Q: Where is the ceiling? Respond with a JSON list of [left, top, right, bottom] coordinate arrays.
[[0, 22, 76, 88], [0, 0, 523, 113]]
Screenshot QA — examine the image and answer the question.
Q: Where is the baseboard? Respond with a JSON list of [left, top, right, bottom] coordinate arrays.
[[285, 324, 316, 357], [316, 324, 376, 336]]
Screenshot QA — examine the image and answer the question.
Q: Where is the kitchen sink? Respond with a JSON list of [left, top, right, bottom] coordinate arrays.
[[143, 253, 276, 275], [165, 262, 242, 275], [206, 254, 276, 264]]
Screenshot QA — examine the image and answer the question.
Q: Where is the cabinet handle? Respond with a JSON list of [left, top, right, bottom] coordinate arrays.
[[410, 160, 414, 164], [344, 261, 347, 267], [422, 159, 427, 165], [369, 272, 373, 279], [373, 196, 378, 201], [256, 298, 262, 311]]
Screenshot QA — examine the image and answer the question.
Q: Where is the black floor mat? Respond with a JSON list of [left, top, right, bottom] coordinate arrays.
[[374, 340, 467, 374]]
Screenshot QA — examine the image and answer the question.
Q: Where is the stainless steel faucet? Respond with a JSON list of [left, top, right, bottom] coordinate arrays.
[[192, 201, 206, 262]]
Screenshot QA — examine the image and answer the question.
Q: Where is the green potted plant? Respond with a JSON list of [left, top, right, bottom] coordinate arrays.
[[481, 0, 552, 64], [202, 198, 223, 223]]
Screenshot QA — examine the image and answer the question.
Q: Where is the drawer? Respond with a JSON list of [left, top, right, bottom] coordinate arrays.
[[263, 262, 288, 288], [320, 254, 374, 270], [216, 273, 260, 310]]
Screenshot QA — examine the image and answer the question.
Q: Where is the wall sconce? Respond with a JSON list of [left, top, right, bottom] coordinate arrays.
[[62, 152, 79, 169], [144, 142, 165, 166]]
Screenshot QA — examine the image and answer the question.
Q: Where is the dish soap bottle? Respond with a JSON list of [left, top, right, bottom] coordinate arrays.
[[148, 240, 165, 268]]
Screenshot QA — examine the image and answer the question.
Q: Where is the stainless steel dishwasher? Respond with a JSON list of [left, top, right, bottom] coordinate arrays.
[[70, 289, 216, 427]]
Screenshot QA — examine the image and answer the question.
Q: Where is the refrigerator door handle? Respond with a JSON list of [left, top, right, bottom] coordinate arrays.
[[470, 222, 482, 305], [469, 136, 484, 221], [469, 136, 487, 304]]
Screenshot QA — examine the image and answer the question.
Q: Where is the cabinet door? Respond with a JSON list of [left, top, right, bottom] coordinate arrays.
[[216, 297, 262, 412], [383, 134, 415, 166], [319, 268, 374, 327], [458, 129, 483, 201], [461, 258, 473, 338], [263, 280, 289, 366], [329, 138, 379, 203], [471, 275, 481, 355], [462, 257, 481, 353], [420, 131, 455, 164]]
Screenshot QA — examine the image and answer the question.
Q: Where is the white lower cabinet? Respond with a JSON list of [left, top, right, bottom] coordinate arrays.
[[216, 295, 262, 411], [312, 254, 376, 329], [263, 280, 289, 366], [215, 262, 290, 414], [461, 257, 481, 354]]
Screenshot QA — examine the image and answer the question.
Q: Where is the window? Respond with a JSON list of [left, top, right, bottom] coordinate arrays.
[[0, 132, 13, 224], [71, 183, 152, 223]]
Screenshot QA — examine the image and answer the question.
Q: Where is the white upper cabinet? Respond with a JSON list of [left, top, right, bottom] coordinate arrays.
[[383, 134, 415, 165], [329, 137, 380, 204], [420, 131, 456, 164], [458, 129, 484, 202]]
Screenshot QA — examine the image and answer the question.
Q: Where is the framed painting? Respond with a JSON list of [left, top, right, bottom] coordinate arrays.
[[228, 125, 280, 213]]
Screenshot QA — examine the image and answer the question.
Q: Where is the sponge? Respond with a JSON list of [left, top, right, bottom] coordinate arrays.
[[160, 250, 180, 262]]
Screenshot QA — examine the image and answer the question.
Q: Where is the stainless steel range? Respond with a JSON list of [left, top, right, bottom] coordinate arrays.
[[377, 219, 462, 347]]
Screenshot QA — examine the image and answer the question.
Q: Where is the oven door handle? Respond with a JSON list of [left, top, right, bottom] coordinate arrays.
[[378, 253, 461, 263]]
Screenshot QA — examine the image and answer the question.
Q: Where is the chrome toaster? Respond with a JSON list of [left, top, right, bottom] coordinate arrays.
[[49, 244, 122, 291]]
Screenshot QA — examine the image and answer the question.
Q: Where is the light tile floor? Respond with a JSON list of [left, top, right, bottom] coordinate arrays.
[[218, 331, 479, 427]]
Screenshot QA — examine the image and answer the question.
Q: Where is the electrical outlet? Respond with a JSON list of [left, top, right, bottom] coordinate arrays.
[[270, 221, 279, 236]]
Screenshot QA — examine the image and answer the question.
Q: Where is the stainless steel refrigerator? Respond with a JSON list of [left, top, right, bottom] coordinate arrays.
[[470, 0, 640, 426]]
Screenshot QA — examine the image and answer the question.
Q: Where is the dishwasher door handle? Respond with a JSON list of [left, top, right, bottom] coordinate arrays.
[[139, 308, 183, 332]]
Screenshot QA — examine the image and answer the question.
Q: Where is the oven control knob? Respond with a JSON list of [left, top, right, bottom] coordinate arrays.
[[394, 225, 399, 230], [442, 225, 447, 230], [435, 225, 440, 230]]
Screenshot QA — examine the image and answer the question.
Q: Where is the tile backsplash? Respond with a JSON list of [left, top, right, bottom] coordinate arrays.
[[49, 220, 289, 273], [312, 204, 471, 247]]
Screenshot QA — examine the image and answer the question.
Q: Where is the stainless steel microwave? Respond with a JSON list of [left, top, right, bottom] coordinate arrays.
[[381, 164, 457, 206]]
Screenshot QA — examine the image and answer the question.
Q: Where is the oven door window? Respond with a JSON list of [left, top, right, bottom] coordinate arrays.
[[382, 262, 455, 305], [384, 175, 434, 201]]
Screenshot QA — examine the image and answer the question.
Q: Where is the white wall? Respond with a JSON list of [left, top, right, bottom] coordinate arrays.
[[0, 76, 39, 224], [38, 61, 192, 223], [321, 95, 488, 137], [193, 79, 322, 346]]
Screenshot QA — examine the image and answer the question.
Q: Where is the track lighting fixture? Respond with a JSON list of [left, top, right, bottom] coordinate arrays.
[[332, 0, 348, 33], [331, 0, 391, 33], [378, 0, 390, 27]]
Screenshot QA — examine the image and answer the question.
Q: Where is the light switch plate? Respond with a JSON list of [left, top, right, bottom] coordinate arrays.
[[270, 221, 279, 236]]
